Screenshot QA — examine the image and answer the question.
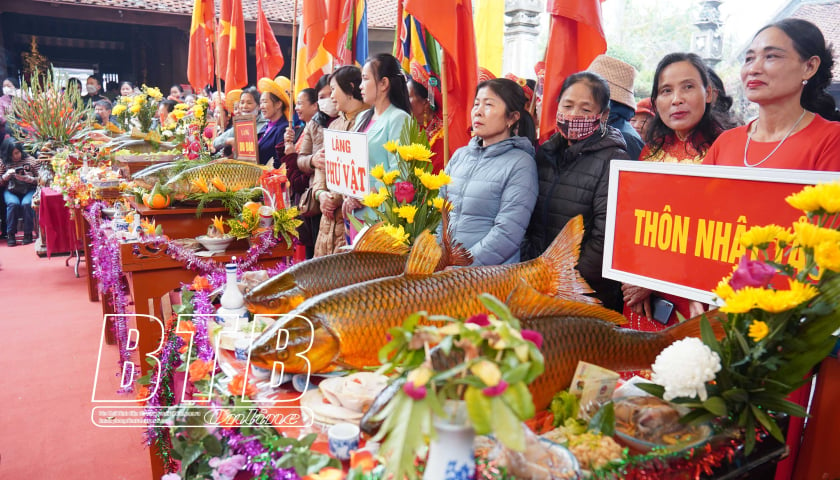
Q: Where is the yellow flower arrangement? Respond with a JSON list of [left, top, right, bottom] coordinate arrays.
[[112, 104, 127, 116], [641, 180, 840, 456], [359, 120, 449, 244], [380, 223, 410, 246]]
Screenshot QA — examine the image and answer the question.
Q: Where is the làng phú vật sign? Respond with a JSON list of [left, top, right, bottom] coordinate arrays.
[[603, 161, 840, 305], [323, 129, 370, 200]]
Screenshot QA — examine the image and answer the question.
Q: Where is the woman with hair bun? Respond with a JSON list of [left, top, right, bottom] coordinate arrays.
[[441, 77, 538, 266], [704, 18, 840, 170]]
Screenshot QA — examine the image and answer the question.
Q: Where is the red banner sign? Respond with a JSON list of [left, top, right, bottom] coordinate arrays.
[[603, 162, 839, 304], [234, 116, 258, 162]]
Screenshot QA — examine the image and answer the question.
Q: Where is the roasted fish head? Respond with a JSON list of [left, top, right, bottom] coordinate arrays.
[[249, 312, 341, 374], [246, 273, 307, 315]]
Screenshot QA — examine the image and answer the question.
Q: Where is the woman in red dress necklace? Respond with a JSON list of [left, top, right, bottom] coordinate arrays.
[[703, 18, 840, 170]]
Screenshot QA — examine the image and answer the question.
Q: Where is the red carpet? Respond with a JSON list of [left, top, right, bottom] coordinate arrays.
[[0, 242, 153, 479]]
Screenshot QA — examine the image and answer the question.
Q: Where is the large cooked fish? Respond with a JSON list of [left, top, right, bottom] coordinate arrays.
[[164, 159, 266, 197], [249, 216, 595, 373], [244, 217, 472, 315]]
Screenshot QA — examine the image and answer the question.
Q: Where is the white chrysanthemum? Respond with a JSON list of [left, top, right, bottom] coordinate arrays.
[[651, 337, 721, 401]]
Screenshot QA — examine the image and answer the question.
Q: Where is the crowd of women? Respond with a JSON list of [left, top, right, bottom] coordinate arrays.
[[2, 18, 839, 327]]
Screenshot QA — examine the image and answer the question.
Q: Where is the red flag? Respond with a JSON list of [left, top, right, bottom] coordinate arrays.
[[538, 0, 606, 142], [224, 0, 248, 93], [403, 0, 477, 155], [187, 0, 215, 91], [303, 0, 328, 63], [256, 0, 284, 79], [217, 0, 232, 79], [323, 0, 353, 61]]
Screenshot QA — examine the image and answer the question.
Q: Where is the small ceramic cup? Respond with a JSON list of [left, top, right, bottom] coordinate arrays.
[[328, 422, 360, 461]]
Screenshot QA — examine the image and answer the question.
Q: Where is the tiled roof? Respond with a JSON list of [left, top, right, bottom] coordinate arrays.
[[787, 0, 840, 78], [39, 0, 398, 28]]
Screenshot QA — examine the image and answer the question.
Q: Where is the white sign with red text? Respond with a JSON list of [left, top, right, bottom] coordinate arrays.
[[324, 129, 370, 200]]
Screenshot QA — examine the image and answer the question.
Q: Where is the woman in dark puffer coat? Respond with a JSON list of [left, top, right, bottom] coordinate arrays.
[[523, 72, 630, 311]]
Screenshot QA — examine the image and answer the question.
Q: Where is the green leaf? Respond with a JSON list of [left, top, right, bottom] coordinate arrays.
[[702, 396, 728, 417], [588, 401, 615, 436], [751, 394, 808, 418], [679, 409, 717, 426], [700, 316, 722, 356], [465, 386, 493, 434], [490, 396, 525, 451], [502, 381, 535, 421], [743, 411, 756, 455], [479, 293, 516, 324], [502, 363, 530, 385], [178, 443, 204, 475], [721, 388, 749, 404], [751, 404, 785, 443], [202, 434, 223, 457], [634, 382, 665, 398]]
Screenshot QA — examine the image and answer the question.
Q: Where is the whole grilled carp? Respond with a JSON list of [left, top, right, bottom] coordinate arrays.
[[131, 162, 181, 190], [245, 220, 472, 315], [249, 216, 595, 373], [164, 159, 266, 197]]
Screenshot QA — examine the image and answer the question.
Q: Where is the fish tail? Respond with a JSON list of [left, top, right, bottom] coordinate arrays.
[[437, 204, 473, 269], [539, 215, 595, 303], [662, 310, 727, 344]]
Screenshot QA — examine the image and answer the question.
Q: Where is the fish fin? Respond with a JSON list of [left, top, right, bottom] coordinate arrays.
[[507, 280, 627, 325], [663, 309, 727, 342], [353, 222, 411, 255], [436, 203, 473, 270], [539, 215, 595, 302], [405, 230, 442, 276]]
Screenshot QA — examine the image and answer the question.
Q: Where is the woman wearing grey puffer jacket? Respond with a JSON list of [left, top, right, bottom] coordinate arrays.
[[441, 78, 538, 266]]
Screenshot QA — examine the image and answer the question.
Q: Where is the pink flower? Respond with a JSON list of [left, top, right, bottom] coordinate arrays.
[[403, 381, 427, 400], [208, 454, 247, 479], [729, 255, 776, 290], [204, 126, 215, 139], [482, 380, 508, 397], [394, 181, 415, 203], [466, 313, 490, 327], [521, 329, 543, 350]]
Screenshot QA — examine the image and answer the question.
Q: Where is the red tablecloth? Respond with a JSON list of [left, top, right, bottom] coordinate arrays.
[[39, 187, 81, 257]]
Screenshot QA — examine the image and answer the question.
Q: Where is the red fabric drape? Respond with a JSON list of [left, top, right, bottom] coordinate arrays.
[[538, 0, 607, 143], [187, 0, 215, 91], [255, 0, 284, 80]]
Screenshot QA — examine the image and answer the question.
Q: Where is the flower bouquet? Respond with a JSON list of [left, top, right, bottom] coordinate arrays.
[[639, 182, 840, 454], [221, 201, 302, 248], [373, 294, 545, 480], [360, 121, 451, 245], [5, 68, 91, 154], [114, 84, 163, 134]]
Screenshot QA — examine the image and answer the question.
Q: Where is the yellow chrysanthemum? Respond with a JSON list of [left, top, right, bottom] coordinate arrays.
[[712, 275, 735, 301], [119, 96, 131, 105], [112, 104, 127, 116], [748, 320, 769, 342], [383, 140, 399, 154], [395, 204, 418, 224], [370, 164, 386, 180], [397, 144, 433, 162], [174, 103, 190, 111], [793, 221, 840, 249], [815, 241, 840, 272], [173, 110, 187, 120], [786, 185, 822, 213], [720, 287, 759, 313], [362, 187, 389, 208], [739, 224, 787, 249], [429, 196, 450, 211], [381, 170, 401, 185], [414, 167, 426, 178], [419, 172, 452, 191], [815, 182, 840, 213], [129, 104, 142, 114], [193, 106, 205, 119], [196, 96, 210, 106], [381, 223, 409, 245], [470, 360, 502, 387], [753, 280, 820, 313], [143, 86, 163, 101]]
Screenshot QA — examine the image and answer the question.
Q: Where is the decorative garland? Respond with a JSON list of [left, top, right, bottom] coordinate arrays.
[[143, 314, 182, 473], [83, 202, 133, 391]]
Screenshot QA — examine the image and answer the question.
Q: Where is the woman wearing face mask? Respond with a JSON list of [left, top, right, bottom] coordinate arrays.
[[441, 78, 538, 266], [1, 78, 18, 119], [278, 75, 337, 258], [312, 66, 369, 257], [342, 53, 412, 241], [523, 72, 630, 311], [212, 87, 267, 156]]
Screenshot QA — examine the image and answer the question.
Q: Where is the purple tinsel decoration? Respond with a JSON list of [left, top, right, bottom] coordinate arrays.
[[83, 202, 133, 392], [190, 285, 217, 362], [219, 429, 300, 479]]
